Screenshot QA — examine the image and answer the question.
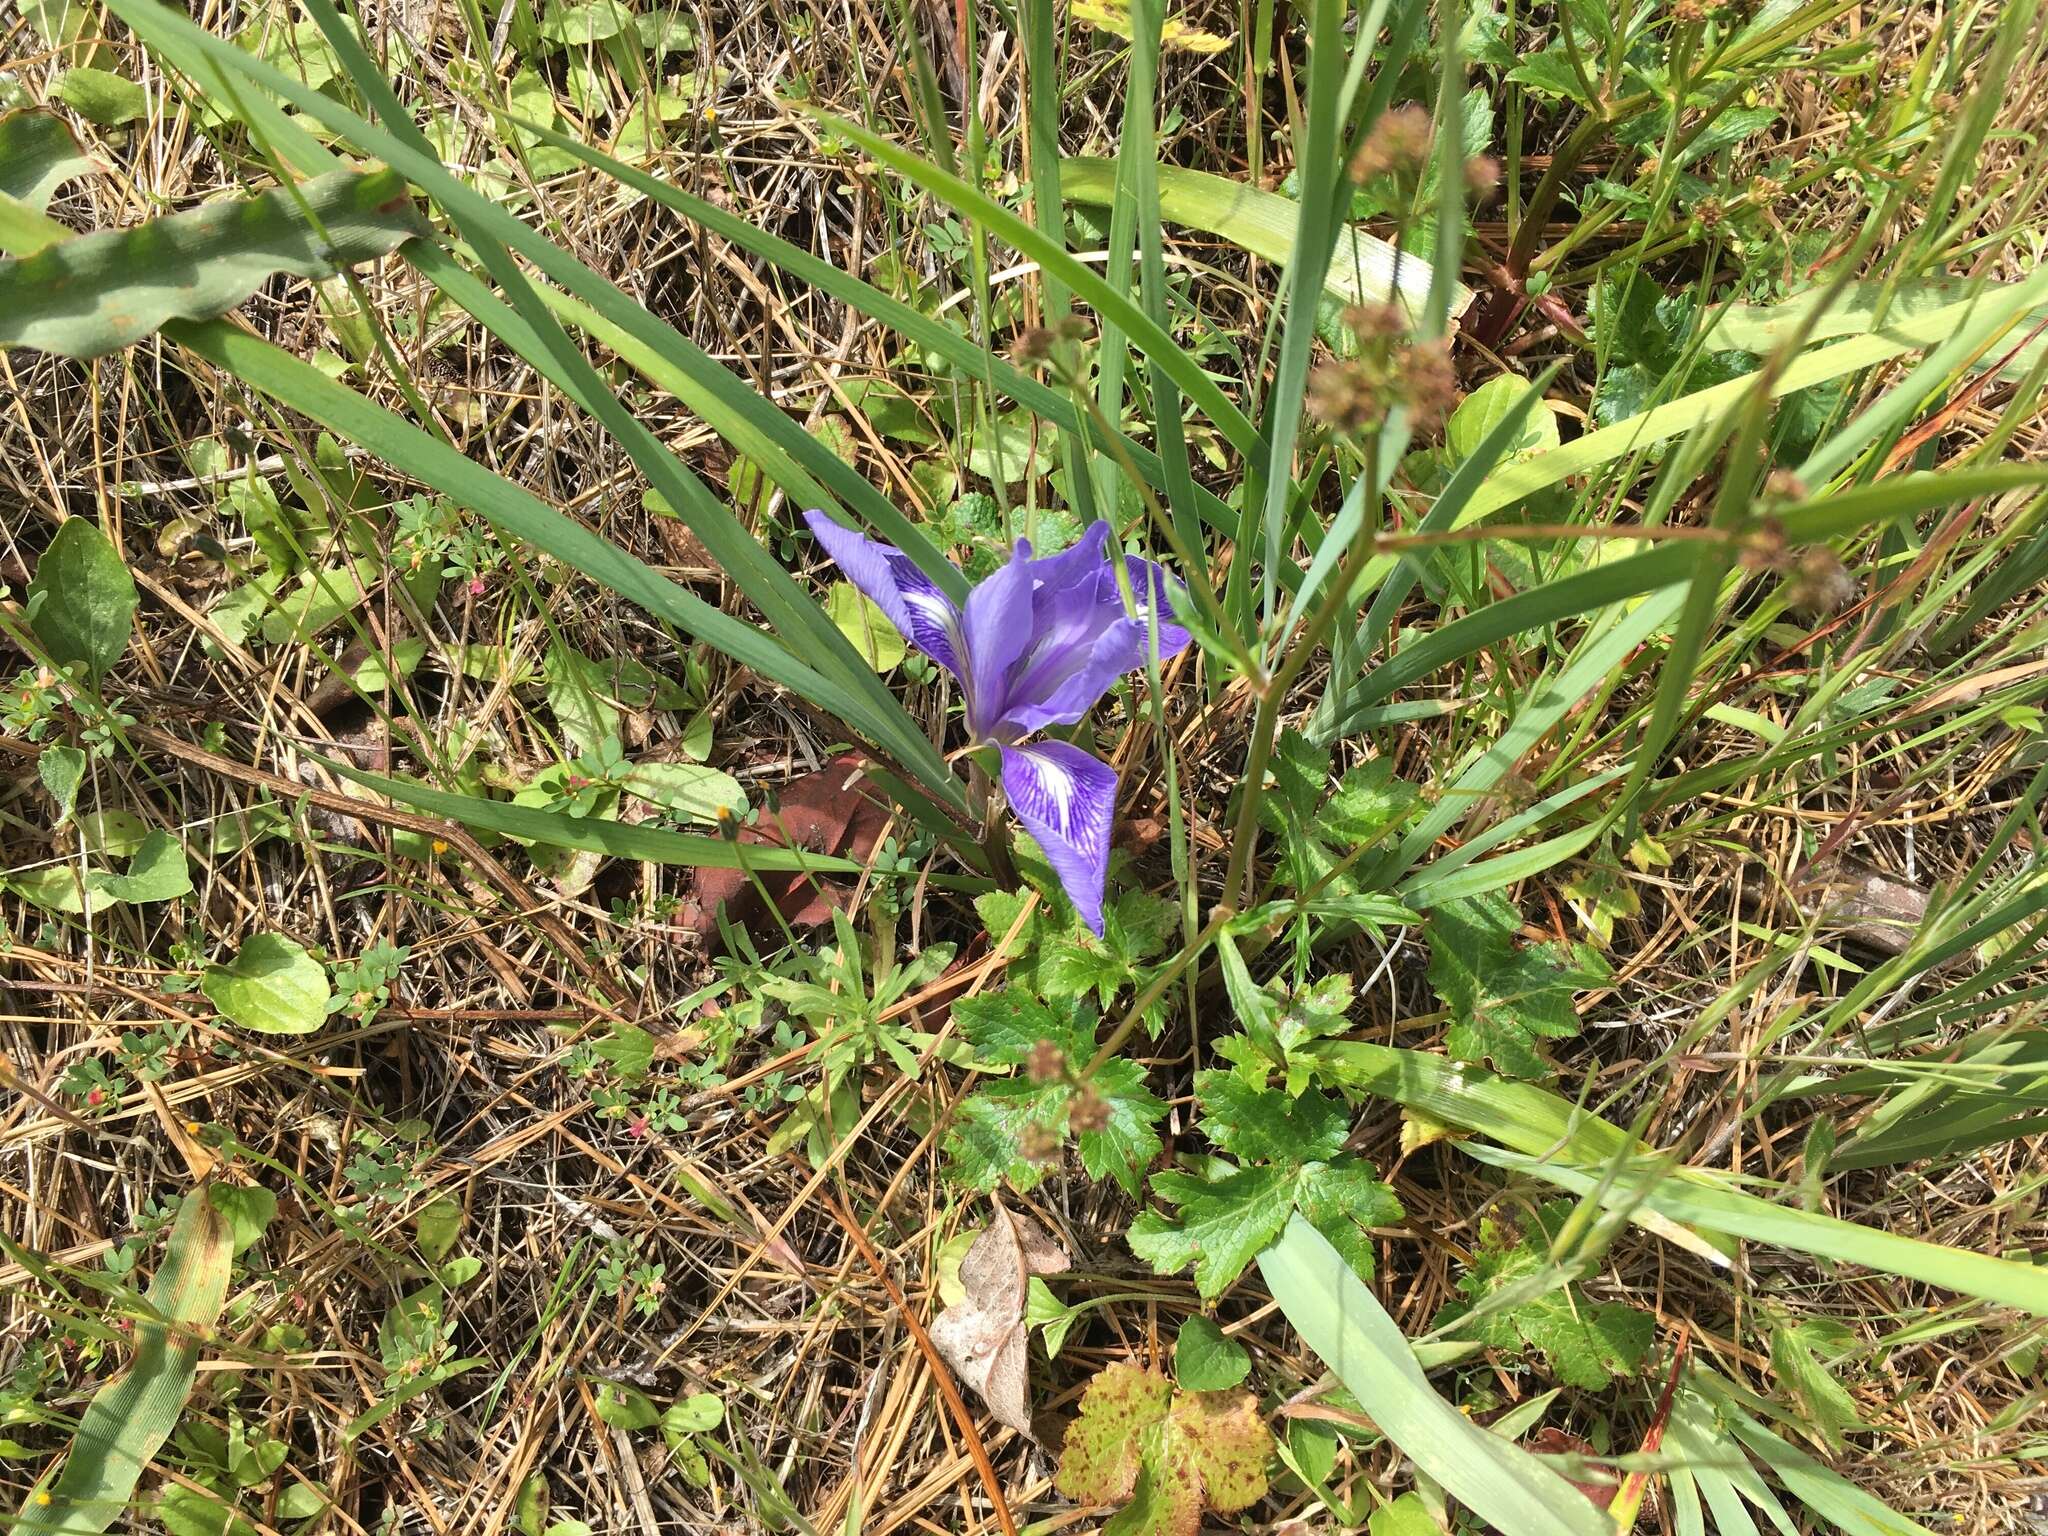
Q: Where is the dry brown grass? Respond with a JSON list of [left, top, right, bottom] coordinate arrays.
[[7, 0, 2048, 1531]]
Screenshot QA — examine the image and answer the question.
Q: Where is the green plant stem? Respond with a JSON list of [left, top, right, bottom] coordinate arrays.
[[1504, 107, 1621, 279], [1084, 905, 1236, 1077], [968, 756, 1018, 890], [1220, 433, 1389, 905]]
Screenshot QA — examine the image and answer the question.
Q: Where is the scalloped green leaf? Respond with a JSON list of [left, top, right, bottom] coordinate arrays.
[[0, 165, 422, 357]]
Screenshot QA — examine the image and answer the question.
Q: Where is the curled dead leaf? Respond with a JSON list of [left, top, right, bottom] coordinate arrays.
[[928, 1200, 1070, 1439], [1792, 854, 1928, 956]]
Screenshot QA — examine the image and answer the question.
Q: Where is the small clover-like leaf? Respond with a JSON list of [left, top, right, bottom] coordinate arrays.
[[1057, 1364, 1270, 1536]]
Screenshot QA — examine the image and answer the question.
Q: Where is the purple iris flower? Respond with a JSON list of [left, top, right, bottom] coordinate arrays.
[[804, 511, 1191, 934]]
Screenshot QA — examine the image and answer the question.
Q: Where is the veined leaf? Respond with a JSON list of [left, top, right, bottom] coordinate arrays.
[[0, 166, 423, 357], [13, 1191, 236, 1534], [1061, 157, 1471, 321]]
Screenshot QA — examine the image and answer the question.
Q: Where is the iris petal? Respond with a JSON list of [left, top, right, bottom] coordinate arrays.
[[999, 740, 1118, 934], [959, 540, 1039, 737], [804, 510, 965, 679], [996, 549, 1191, 735]]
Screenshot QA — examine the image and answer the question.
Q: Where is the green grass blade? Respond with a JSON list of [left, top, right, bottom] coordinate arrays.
[[1372, 588, 1684, 884], [13, 1190, 235, 1533], [1259, 1216, 1616, 1536], [1060, 157, 1463, 318], [1254, 0, 1358, 618], [165, 317, 957, 802], [329, 765, 865, 871], [107, 0, 963, 811], [1340, 267, 2048, 606], [1315, 1042, 2048, 1314], [815, 108, 1267, 464]]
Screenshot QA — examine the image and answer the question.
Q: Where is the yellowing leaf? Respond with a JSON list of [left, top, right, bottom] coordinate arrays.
[[1070, 0, 1231, 52], [825, 581, 906, 671], [1056, 1363, 1269, 1536]]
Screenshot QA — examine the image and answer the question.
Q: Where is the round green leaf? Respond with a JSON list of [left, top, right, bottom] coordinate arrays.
[[1174, 1315, 1251, 1391], [84, 828, 192, 904], [621, 761, 747, 823], [202, 933, 331, 1034]]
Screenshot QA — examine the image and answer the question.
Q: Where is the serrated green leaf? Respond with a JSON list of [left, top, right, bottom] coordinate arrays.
[[1295, 1158, 1403, 1281], [1507, 46, 1591, 101], [1194, 1073, 1348, 1164], [1368, 1492, 1443, 1535], [944, 1078, 1071, 1193], [591, 1021, 655, 1080], [1316, 759, 1420, 845], [0, 166, 422, 358], [1128, 1164, 1296, 1299], [206, 1183, 276, 1255], [1769, 1317, 1863, 1450], [954, 990, 1095, 1066], [1447, 375, 1561, 463], [27, 517, 136, 682], [201, 933, 331, 1034], [1077, 1056, 1167, 1197], [1428, 892, 1608, 1080], [1435, 1202, 1651, 1389]]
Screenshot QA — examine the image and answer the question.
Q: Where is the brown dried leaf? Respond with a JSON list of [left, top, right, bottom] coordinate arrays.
[[678, 751, 889, 946], [1523, 1427, 1618, 1510], [1794, 854, 1929, 955], [928, 1200, 1070, 1439]]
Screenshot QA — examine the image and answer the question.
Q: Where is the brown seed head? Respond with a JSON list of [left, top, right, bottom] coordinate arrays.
[[1351, 104, 1434, 182], [1786, 547, 1858, 616], [1068, 1089, 1111, 1136], [1026, 1038, 1067, 1084]]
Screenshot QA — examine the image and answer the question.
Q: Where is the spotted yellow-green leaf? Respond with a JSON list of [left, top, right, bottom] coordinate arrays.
[[1056, 1363, 1269, 1536]]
